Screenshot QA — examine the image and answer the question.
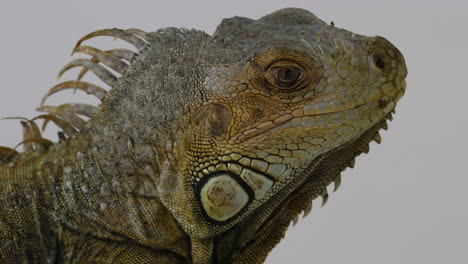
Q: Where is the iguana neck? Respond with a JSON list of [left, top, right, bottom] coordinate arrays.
[[33, 127, 191, 260]]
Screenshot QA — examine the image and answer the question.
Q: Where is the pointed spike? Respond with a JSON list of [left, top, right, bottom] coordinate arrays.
[[41, 118, 50, 132], [28, 120, 48, 152], [333, 175, 342, 192], [41, 81, 107, 106], [391, 108, 396, 114], [76, 50, 136, 80], [362, 144, 370, 154], [77, 67, 88, 81], [75, 57, 99, 82], [59, 112, 86, 131], [106, 49, 138, 62], [36, 105, 60, 115], [19, 138, 53, 150], [374, 132, 382, 144], [321, 190, 329, 207], [124, 28, 147, 38], [292, 215, 299, 226], [33, 114, 77, 137], [57, 103, 97, 118], [73, 46, 129, 74], [303, 202, 313, 218], [28, 120, 43, 140], [113, 28, 148, 50], [349, 158, 356, 168], [388, 112, 394, 121], [75, 49, 136, 80], [36, 106, 86, 131], [1, 116, 29, 121], [57, 59, 117, 87], [0, 146, 19, 161], [20, 121, 34, 152], [75, 28, 147, 51], [382, 121, 389, 130]]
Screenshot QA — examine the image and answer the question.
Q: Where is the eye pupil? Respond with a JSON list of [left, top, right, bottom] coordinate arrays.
[[277, 67, 299, 85], [282, 68, 294, 80]]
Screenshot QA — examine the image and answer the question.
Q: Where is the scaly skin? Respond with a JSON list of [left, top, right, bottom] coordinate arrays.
[[0, 8, 407, 263]]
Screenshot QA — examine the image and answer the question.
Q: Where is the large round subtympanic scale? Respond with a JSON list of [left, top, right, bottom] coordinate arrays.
[[200, 174, 250, 222]]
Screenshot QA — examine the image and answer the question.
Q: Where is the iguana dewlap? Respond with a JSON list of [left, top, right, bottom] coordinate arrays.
[[0, 8, 407, 264]]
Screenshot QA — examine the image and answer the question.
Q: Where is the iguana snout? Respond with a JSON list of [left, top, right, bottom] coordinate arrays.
[[367, 36, 408, 110]]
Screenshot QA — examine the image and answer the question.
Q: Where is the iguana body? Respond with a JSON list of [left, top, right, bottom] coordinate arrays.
[[0, 8, 407, 263]]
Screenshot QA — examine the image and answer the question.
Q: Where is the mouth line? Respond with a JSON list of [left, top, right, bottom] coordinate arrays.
[[239, 98, 390, 143]]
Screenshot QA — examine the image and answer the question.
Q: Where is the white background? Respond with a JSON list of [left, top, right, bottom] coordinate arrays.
[[0, 1, 467, 263]]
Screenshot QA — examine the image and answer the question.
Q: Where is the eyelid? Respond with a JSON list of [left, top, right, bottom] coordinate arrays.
[[266, 60, 305, 71], [250, 52, 324, 95]]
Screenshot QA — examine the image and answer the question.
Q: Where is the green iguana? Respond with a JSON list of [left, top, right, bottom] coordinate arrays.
[[0, 8, 407, 263]]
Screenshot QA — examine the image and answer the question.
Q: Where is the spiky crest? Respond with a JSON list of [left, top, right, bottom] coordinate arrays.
[[0, 28, 149, 163]]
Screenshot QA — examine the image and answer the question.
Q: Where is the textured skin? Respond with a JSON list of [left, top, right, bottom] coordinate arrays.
[[0, 8, 407, 263]]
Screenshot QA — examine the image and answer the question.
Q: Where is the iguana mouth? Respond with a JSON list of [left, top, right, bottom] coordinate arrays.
[[196, 107, 395, 224], [238, 110, 395, 246], [239, 93, 402, 143]]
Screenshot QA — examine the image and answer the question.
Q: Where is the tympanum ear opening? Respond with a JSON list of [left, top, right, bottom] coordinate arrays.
[[204, 104, 232, 137]]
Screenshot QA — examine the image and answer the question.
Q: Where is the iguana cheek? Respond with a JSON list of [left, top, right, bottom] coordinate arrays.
[[199, 173, 251, 222]]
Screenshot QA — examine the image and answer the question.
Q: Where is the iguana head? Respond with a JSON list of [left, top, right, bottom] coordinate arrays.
[[96, 8, 406, 242], [153, 8, 407, 238]]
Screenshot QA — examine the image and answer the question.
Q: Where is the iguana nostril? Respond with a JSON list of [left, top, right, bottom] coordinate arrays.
[[204, 103, 232, 137], [368, 36, 395, 72], [372, 54, 387, 70]]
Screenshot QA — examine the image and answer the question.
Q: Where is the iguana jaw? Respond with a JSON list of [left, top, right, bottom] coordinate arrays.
[[211, 112, 395, 262]]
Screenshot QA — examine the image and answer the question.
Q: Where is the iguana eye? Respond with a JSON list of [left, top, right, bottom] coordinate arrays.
[[273, 66, 302, 85], [265, 60, 307, 91]]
